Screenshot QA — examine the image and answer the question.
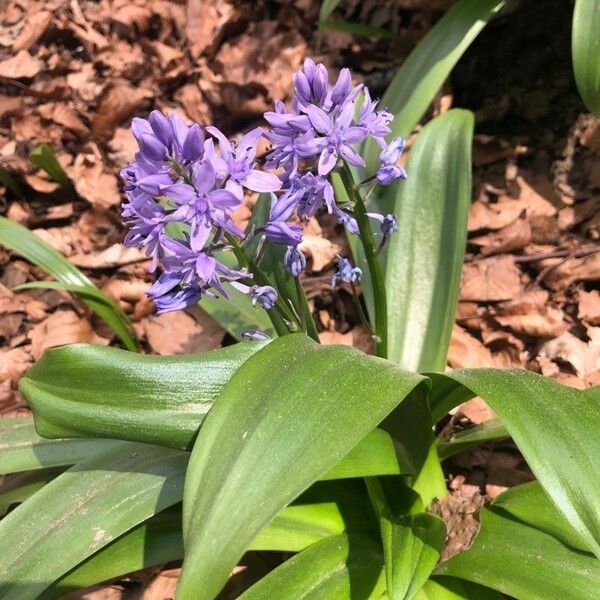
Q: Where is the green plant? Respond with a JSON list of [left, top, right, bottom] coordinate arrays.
[[1, 5, 600, 599]]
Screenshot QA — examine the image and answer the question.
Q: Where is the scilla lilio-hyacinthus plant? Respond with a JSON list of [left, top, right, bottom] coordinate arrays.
[[0, 56, 599, 600]]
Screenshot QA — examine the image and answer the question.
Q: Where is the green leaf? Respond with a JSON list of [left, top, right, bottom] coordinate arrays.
[[0, 167, 23, 197], [491, 481, 591, 553], [29, 144, 72, 189], [0, 216, 138, 351], [43, 481, 371, 598], [40, 507, 184, 599], [385, 110, 473, 372], [178, 334, 427, 599], [437, 505, 600, 598], [200, 284, 274, 340], [430, 369, 600, 558], [0, 416, 117, 475], [318, 0, 343, 26], [415, 577, 503, 600], [572, 0, 600, 116], [364, 0, 504, 170], [0, 468, 65, 517], [437, 418, 508, 460], [238, 534, 385, 600], [0, 442, 188, 600], [382, 513, 445, 600], [21, 341, 266, 450]]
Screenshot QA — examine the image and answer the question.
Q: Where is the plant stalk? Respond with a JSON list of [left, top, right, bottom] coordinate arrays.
[[338, 164, 388, 358]]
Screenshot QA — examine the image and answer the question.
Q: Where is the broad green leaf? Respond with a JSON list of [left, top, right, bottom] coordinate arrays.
[[0, 468, 65, 517], [0, 216, 138, 351], [437, 418, 508, 460], [491, 481, 590, 553], [572, 0, 600, 116], [364, 0, 504, 170], [0, 416, 116, 475], [178, 334, 427, 599], [431, 369, 600, 558], [21, 344, 415, 479], [238, 534, 385, 600], [0, 442, 188, 600], [437, 505, 600, 598], [21, 341, 266, 449], [366, 479, 445, 600], [40, 507, 184, 599], [382, 513, 445, 600], [415, 577, 503, 600], [29, 144, 72, 189], [385, 110, 473, 372], [43, 481, 371, 598]]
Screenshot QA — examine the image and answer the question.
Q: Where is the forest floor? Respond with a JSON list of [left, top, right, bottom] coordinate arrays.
[[0, 0, 599, 597]]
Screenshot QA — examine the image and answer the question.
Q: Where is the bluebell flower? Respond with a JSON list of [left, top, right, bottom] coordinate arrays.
[[121, 111, 282, 314], [284, 246, 306, 277], [242, 330, 272, 341], [368, 212, 398, 237], [264, 221, 303, 246], [249, 285, 278, 309], [376, 137, 407, 185], [332, 255, 362, 287], [206, 126, 281, 200]]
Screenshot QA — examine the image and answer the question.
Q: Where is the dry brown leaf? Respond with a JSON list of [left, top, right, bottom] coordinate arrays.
[[24, 173, 61, 194], [468, 199, 525, 232], [72, 143, 121, 209], [142, 309, 224, 355], [456, 397, 497, 424], [482, 329, 526, 367], [70, 244, 147, 269], [214, 21, 306, 117], [0, 283, 47, 321], [319, 330, 353, 346], [299, 235, 340, 272], [470, 212, 531, 256], [578, 289, 600, 326], [0, 94, 22, 118], [494, 310, 566, 338], [174, 83, 212, 124], [448, 325, 496, 369], [37, 102, 89, 136], [185, 0, 238, 58], [139, 567, 180, 599], [0, 347, 33, 383], [558, 196, 598, 231], [0, 49, 42, 78], [92, 81, 152, 141], [537, 252, 600, 290], [13, 10, 52, 52], [538, 328, 600, 381], [32, 226, 76, 256], [472, 134, 514, 167], [460, 256, 522, 302], [28, 310, 108, 359], [580, 116, 600, 154]]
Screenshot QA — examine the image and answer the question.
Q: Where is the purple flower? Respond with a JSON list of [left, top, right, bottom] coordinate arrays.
[[249, 285, 278, 310], [242, 330, 272, 341], [284, 246, 306, 277], [264, 221, 303, 246], [376, 137, 407, 185], [368, 212, 398, 237], [206, 126, 281, 200], [121, 110, 284, 315], [332, 255, 362, 287]]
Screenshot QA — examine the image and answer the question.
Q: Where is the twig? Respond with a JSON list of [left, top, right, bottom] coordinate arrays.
[[514, 244, 600, 264]]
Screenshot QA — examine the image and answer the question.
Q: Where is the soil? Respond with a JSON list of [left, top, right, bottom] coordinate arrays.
[[0, 0, 598, 597]]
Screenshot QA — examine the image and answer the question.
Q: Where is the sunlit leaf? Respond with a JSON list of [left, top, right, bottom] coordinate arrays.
[[572, 0, 600, 116]]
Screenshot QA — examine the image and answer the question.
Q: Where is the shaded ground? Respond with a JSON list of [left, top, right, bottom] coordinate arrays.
[[0, 0, 599, 597]]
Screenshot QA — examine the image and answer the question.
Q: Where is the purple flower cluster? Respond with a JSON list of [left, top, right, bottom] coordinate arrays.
[[121, 110, 280, 313], [121, 60, 407, 317], [262, 59, 405, 276]]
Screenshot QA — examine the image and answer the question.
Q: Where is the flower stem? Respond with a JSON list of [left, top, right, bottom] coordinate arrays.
[[225, 233, 298, 337], [338, 163, 388, 358]]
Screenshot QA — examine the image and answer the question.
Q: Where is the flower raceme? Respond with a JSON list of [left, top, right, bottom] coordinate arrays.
[[120, 60, 406, 317]]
